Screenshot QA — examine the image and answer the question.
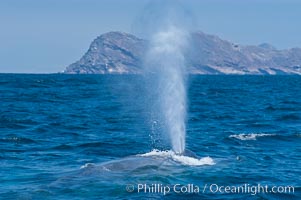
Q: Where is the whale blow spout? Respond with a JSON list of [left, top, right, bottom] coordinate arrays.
[[146, 26, 189, 155], [140, 0, 195, 154]]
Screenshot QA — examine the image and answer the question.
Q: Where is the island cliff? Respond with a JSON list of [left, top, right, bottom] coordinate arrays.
[[64, 31, 301, 75]]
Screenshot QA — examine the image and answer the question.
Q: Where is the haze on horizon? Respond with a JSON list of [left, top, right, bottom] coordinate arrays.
[[0, 0, 300, 73]]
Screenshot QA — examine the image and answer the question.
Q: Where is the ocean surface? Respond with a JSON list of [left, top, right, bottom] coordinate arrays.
[[1, 74, 300, 200]]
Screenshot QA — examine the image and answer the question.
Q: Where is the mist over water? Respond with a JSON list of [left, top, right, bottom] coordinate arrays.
[[135, 0, 195, 154], [145, 27, 188, 154]]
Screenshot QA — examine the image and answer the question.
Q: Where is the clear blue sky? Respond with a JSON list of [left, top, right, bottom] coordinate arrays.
[[0, 0, 300, 73]]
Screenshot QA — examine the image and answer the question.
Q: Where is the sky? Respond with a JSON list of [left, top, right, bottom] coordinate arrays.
[[0, 0, 300, 73]]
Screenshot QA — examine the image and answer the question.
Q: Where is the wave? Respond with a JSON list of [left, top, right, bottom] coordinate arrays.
[[277, 114, 301, 121], [0, 136, 36, 144], [138, 149, 215, 166], [229, 133, 275, 141]]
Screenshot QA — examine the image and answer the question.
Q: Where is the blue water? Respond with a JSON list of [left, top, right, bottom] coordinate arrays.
[[1, 74, 300, 200]]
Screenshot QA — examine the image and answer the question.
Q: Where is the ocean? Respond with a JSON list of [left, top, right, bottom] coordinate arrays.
[[1, 74, 300, 200]]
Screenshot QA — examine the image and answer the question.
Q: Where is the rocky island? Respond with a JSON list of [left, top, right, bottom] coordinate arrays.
[[64, 31, 301, 75]]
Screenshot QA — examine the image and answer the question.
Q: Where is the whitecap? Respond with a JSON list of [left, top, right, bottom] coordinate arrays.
[[138, 149, 215, 166], [229, 133, 275, 141], [80, 163, 95, 169]]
